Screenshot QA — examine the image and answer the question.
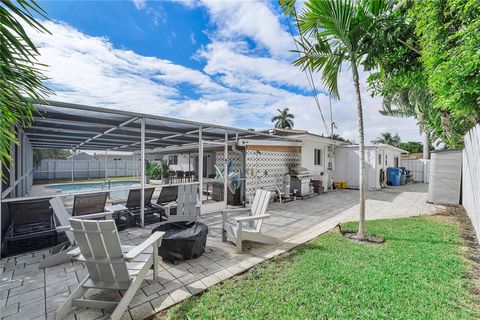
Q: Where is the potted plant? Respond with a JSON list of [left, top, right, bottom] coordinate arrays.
[[144, 161, 159, 184], [160, 160, 170, 184]]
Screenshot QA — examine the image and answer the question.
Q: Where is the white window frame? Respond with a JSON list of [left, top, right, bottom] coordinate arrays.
[[168, 155, 178, 165]]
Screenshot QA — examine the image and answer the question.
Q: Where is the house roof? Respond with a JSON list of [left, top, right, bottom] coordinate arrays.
[[260, 128, 346, 145], [338, 144, 408, 153]]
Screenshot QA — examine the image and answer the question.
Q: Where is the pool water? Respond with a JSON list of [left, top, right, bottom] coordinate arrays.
[[47, 180, 140, 198]]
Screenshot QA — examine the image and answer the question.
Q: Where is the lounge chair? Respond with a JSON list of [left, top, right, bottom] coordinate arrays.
[[72, 192, 108, 216], [124, 187, 161, 226], [151, 185, 178, 218], [38, 197, 113, 268], [3, 198, 56, 255], [55, 218, 164, 320], [221, 189, 278, 253], [155, 185, 178, 205], [158, 184, 200, 222]]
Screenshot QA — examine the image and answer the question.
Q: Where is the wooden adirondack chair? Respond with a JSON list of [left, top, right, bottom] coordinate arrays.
[[39, 197, 113, 268], [158, 184, 200, 222], [221, 189, 278, 253], [55, 219, 164, 320]]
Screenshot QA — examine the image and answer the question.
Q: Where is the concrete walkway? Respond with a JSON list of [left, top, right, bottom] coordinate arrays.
[[0, 184, 440, 320]]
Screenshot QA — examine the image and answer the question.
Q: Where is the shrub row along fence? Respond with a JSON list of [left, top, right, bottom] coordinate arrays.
[[463, 124, 480, 243], [34, 160, 141, 180]]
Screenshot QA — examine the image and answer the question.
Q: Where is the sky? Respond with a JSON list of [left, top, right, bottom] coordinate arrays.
[[27, 0, 422, 143]]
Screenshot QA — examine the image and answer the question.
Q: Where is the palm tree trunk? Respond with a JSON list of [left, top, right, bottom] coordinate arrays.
[[351, 60, 366, 239]]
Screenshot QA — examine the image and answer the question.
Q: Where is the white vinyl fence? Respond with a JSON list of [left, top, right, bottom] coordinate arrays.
[[463, 124, 480, 243], [34, 160, 140, 180], [400, 158, 430, 183]]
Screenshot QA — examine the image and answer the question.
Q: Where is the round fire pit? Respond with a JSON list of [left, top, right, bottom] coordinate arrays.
[[152, 221, 208, 263]]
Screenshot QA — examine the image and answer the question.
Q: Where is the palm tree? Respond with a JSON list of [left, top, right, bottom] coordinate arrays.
[[271, 108, 295, 129], [281, 0, 392, 239], [372, 132, 401, 146], [1, 0, 51, 170]]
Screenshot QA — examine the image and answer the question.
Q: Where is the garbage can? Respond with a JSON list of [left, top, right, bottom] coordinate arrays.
[[387, 168, 401, 186], [399, 168, 406, 185]]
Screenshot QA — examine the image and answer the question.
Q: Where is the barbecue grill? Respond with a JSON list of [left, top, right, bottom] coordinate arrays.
[[290, 167, 313, 197]]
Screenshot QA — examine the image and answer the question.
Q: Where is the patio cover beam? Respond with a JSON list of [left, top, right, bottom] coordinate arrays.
[[74, 116, 140, 150]]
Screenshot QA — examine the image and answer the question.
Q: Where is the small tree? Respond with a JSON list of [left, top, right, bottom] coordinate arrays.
[[271, 108, 295, 129], [281, 0, 393, 239]]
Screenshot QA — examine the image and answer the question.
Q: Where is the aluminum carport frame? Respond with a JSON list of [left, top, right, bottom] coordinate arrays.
[[12, 100, 291, 226]]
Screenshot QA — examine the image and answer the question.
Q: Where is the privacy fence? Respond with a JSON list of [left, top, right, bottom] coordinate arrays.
[[463, 124, 480, 243], [34, 160, 141, 180], [399, 158, 430, 183]]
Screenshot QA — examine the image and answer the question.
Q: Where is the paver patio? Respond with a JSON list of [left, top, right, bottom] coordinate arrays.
[[0, 184, 441, 320]]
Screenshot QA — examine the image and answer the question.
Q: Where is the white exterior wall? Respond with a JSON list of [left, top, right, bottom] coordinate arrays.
[[300, 137, 334, 177], [335, 145, 404, 189]]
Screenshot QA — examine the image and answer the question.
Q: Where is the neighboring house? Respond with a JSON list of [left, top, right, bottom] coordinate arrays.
[[68, 152, 94, 161], [334, 144, 407, 189], [92, 152, 134, 161]]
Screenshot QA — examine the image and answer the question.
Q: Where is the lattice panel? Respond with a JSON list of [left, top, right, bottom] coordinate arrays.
[[214, 151, 243, 174], [245, 150, 301, 201]]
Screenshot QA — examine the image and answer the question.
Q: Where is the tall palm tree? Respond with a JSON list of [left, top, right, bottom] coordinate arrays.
[[271, 108, 295, 129], [372, 132, 401, 146], [281, 0, 392, 239]]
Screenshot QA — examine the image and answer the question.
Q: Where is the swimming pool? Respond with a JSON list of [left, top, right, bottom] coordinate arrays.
[[47, 180, 140, 198]]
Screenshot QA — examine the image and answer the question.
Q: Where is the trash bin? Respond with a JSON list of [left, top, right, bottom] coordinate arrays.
[[387, 168, 401, 186], [399, 168, 406, 185]]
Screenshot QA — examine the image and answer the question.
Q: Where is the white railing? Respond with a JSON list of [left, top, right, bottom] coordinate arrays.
[[463, 124, 480, 243]]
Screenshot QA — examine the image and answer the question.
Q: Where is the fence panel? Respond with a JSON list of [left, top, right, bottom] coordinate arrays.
[[463, 124, 480, 243], [399, 158, 430, 183], [33, 160, 140, 181]]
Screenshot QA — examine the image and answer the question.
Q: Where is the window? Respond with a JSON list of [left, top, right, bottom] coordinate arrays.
[[168, 155, 178, 165], [394, 157, 399, 167], [314, 149, 322, 166], [378, 154, 382, 165], [385, 155, 388, 165]]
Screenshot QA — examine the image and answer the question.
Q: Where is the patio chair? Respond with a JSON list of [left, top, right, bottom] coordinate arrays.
[[55, 218, 164, 320], [221, 189, 278, 253], [72, 192, 108, 216], [158, 184, 200, 222], [3, 198, 56, 255], [39, 197, 113, 268], [124, 187, 161, 226]]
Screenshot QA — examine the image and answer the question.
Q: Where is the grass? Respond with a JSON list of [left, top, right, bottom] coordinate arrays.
[[166, 217, 479, 319]]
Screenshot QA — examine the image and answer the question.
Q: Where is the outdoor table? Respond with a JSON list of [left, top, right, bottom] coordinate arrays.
[[105, 204, 130, 229]]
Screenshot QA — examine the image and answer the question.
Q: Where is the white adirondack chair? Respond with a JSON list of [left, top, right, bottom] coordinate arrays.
[[39, 197, 113, 268], [55, 218, 164, 320], [221, 189, 278, 253], [159, 184, 200, 222]]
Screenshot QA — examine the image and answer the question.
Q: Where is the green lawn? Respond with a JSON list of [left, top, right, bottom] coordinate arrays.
[[166, 217, 479, 319]]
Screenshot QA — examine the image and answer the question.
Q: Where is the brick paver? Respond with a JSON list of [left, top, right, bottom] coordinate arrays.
[[1, 184, 442, 320]]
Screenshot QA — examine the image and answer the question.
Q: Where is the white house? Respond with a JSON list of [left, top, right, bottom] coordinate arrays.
[[334, 144, 407, 189]]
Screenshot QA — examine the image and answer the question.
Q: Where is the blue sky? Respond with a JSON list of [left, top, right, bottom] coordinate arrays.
[[29, 0, 421, 143]]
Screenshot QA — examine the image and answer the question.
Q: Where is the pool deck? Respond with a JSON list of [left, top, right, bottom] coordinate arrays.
[[0, 184, 443, 320]]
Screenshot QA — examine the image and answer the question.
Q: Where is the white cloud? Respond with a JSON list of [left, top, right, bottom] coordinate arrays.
[[177, 0, 294, 57], [27, 20, 227, 118], [180, 100, 234, 126], [132, 0, 146, 10]]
